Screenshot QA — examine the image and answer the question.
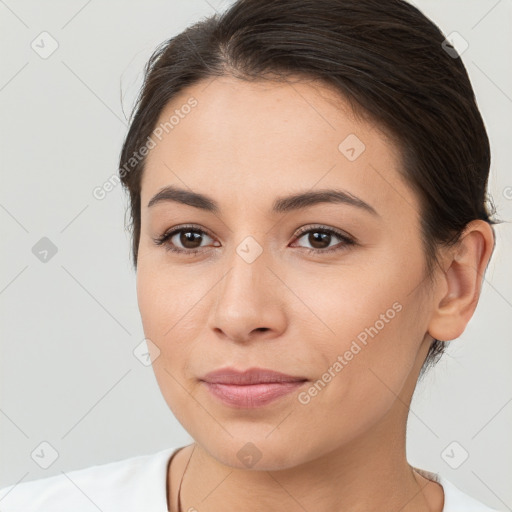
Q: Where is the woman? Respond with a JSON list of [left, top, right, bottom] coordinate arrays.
[[0, 0, 504, 510]]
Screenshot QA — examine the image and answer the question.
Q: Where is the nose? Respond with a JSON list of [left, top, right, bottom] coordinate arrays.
[[208, 243, 287, 344]]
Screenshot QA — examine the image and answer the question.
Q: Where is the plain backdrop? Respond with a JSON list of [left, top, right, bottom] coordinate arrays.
[[1, 0, 511, 509]]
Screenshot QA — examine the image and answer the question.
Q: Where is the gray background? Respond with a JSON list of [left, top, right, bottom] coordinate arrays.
[[1, 0, 511, 509]]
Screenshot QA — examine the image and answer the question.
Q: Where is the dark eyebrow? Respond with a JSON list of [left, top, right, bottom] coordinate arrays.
[[147, 185, 379, 216]]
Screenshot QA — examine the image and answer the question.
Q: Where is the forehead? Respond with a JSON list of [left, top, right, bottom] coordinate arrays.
[[141, 75, 420, 221]]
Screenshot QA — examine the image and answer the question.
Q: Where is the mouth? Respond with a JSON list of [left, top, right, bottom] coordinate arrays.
[[199, 367, 308, 408]]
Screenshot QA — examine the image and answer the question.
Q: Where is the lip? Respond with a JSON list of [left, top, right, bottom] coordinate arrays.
[[201, 367, 308, 385], [200, 367, 308, 408]]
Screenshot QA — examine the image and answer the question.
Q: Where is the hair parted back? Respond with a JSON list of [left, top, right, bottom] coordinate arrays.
[[118, 0, 499, 375]]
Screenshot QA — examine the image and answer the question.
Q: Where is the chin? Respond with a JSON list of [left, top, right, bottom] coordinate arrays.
[[195, 432, 318, 471]]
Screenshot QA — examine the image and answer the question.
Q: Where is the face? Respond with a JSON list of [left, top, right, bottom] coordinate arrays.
[[136, 75, 435, 469]]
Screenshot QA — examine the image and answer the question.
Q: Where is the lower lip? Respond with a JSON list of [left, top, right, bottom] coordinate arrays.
[[202, 381, 307, 408]]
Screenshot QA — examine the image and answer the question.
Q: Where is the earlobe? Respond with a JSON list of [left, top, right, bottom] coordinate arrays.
[[427, 220, 495, 342]]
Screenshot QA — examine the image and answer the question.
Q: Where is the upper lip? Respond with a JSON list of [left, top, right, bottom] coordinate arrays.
[[200, 367, 308, 385]]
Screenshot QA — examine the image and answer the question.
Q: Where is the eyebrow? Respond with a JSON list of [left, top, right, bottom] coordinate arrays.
[[147, 185, 379, 216]]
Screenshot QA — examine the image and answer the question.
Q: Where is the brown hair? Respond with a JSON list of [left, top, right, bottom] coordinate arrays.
[[118, 0, 500, 374]]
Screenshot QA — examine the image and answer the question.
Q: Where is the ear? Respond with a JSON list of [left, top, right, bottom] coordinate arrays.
[[428, 220, 495, 342]]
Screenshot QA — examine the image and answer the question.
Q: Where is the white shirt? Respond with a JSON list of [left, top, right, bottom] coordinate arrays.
[[0, 446, 501, 511]]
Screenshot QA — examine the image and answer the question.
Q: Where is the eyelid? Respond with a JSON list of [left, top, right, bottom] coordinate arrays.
[[293, 224, 354, 242]]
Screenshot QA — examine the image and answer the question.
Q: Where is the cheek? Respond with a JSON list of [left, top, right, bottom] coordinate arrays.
[[291, 314, 419, 451], [292, 265, 426, 414], [136, 261, 202, 334], [136, 265, 197, 421], [290, 262, 412, 354], [136, 263, 208, 383]]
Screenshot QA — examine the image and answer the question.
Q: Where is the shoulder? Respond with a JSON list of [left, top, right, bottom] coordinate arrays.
[[413, 467, 501, 512], [439, 476, 502, 512], [0, 446, 180, 512]]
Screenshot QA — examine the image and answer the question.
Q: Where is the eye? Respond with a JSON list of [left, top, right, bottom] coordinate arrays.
[[292, 225, 356, 254], [152, 224, 218, 255], [153, 224, 356, 256]]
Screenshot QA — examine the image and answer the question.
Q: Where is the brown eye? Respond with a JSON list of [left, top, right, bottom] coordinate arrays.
[[153, 225, 217, 255], [176, 230, 204, 249], [153, 224, 356, 256], [293, 225, 356, 254], [304, 231, 332, 249]]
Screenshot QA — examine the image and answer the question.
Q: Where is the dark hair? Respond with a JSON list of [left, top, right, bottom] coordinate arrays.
[[118, 0, 500, 375]]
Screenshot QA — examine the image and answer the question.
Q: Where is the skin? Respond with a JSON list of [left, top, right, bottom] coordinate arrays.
[[135, 75, 495, 512]]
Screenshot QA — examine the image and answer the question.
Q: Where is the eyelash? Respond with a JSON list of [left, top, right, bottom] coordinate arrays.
[[152, 224, 356, 256]]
